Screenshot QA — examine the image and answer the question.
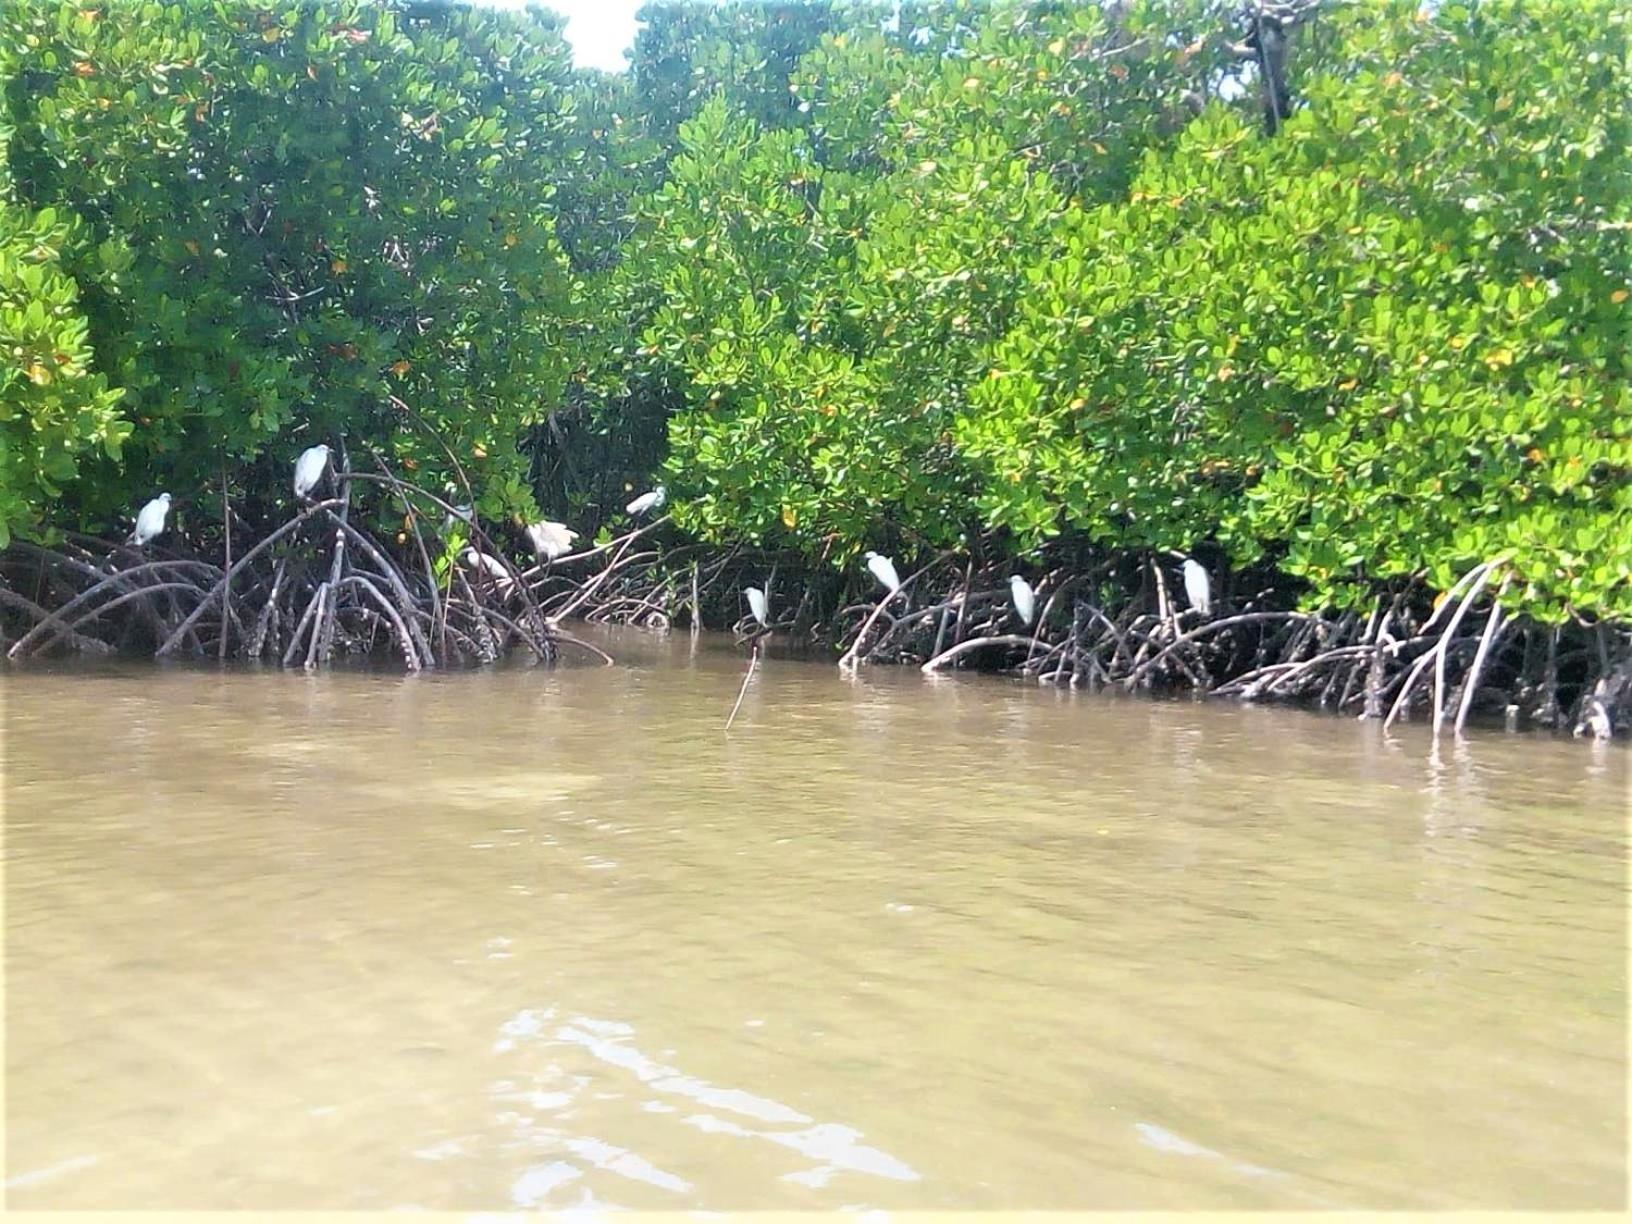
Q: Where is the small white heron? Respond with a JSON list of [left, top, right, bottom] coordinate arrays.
[[626, 485, 666, 517], [1009, 574, 1036, 626], [1576, 696, 1613, 742], [441, 484, 475, 533], [744, 586, 768, 627], [525, 519, 578, 562], [130, 492, 172, 547], [293, 444, 332, 499], [1181, 558, 1212, 617], [462, 548, 513, 593], [864, 550, 902, 594]]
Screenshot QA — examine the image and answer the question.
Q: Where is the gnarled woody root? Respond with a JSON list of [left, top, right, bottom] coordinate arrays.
[[6, 502, 1628, 742], [1, 459, 557, 670], [519, 545, 1632, 741]]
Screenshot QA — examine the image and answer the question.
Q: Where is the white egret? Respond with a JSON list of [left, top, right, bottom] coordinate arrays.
[[744, 586, 768, 627], [1009, 574, 1036, 626], [626, 485, 666, 517], [130, 493, 172, 547], [525, 519, 578, 562], [293, 444, 332, 499], [462, 548, 513, 593], [864, 550, 902, 594], [441, 484, 475, 532], [1576, 697, 1613, 742], [1181, 558, 1212, 617]]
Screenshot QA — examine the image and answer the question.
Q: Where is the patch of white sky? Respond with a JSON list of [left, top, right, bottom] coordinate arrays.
[[474, 0, 645, 73], [477, 0, 911, 74], [471, 0, 1251, 98]]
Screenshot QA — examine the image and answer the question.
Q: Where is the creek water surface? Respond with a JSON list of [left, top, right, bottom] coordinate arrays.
[[3, 627, 1626, 1209]]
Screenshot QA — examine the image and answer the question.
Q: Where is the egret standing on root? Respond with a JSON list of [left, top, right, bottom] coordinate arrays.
[[130, 493, 172, 547], [442, 483, 474, 533], [727, 586, 769, 733], [1009, 574, 1036, 626], [526, 520, 578, 563], [864, 550, 902, 595], [626, 485, 666, 517], [293, 444, 332, 500], [462, 548, 513, 595], [1181, 558, 1212, 617]]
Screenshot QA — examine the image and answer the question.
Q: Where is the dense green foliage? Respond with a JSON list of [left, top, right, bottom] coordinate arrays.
[[0, 87, 127, 546], [3, 0, 585, 540], [2, 0, 1627, 623], [957, 3, 1632, 618]]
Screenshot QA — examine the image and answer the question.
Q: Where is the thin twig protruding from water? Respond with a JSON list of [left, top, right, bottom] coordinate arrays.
[[725, 644, 760, 733]]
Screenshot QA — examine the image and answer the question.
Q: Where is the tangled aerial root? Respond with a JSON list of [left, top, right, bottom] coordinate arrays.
[[6, 506, 1627, 742], [1, 459, 555, 670], [543, 546, 1632, 742]]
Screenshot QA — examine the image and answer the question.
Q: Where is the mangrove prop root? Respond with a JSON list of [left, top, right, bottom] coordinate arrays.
[[922, 634, 1042, 674], [1454, 576, 1512, 739], [528, 545, 1627, 742], [0, 456, 568, 669], [4, 507, 1627, 740]]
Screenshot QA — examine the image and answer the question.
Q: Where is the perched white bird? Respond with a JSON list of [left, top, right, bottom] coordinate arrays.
[[864, 550, 901, 594], [1182, 558, 1212, 617], [293, 444, 332, 499], [626, 485, 667, 517], [130, 493, 171, 546], [1009, 574, 1036, 626], [462, 548, 513, 593], [525, 520, 578, 562], [744, 586, 768, 627], [1575, 696, 1613, 742], [438, 482, 476, 533]]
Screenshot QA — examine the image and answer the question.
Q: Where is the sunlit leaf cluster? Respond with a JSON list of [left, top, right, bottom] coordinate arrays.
[[633, 0, 1630, 619], [3, 0, 584, 536], [2, 0, 1626, 626]]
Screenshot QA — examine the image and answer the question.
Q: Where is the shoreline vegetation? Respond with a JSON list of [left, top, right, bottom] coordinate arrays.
[[1, 0, 1627, 740], [8, 471, 1629, 742]]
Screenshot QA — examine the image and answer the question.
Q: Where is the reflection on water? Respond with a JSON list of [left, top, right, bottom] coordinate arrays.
[[486, 1009, 920, 1207], [3, 627, 1627, 1210]]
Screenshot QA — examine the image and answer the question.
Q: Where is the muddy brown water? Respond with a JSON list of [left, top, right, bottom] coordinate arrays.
[[3, 627, 1626, 1210]]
